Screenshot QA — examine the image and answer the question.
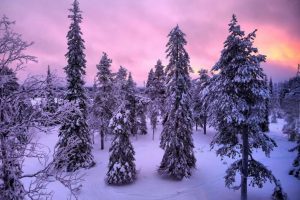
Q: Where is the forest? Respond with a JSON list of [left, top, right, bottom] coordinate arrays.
[[0, 0, 299, 200]]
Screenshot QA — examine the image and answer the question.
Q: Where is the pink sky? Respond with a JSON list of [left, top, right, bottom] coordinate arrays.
[[1, 0, 299, 86]]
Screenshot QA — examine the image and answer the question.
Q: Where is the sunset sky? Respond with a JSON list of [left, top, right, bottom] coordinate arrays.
[[1, 0, 299, 86]]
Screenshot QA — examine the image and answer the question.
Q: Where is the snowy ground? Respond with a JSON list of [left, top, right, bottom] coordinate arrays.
[[23, 119, 300, 200]]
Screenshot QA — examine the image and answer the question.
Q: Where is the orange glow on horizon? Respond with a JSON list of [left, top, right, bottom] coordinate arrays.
[[254, 24, 300, 71]]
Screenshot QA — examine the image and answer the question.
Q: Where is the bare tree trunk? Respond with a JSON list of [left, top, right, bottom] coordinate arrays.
[[203, 116, 207, 135], [195, 123, 198, 131], [152, 128, 155, 141], [100, 129, 104, 150], [91, 130, 95, 144], [241, 130, 249, 200]]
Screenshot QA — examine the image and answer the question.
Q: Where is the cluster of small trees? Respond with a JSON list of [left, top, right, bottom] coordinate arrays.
[[266, 66, 300, 180], [1, 0, 298, 199], [279, 71, 300, 178]]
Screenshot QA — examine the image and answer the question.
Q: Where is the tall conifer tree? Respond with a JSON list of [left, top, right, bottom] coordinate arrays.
[[54, 0, 94, 172], [114, 66, 128, 105], [152, 60, 166, 115], [159, 25, 196, 180], [124, 73, 138, 136], [192, 69, 210, 134], [64, 0, 88, 114], [92, 52, 115, 149], [207, 15, 286, 200]]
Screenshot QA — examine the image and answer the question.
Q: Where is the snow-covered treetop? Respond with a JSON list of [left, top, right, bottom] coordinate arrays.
[[96, 52, 113, 88], [154, 59, 165, 80], [68, 0, 82, 24], [212, 15, 266, 85], [64, 0, 87, 113], [126, 72, 136, 94], [165, 25, 192, 94], [115, 66, 128, 82], [146, 68, 154, 89], [109, 104, 129, 133]]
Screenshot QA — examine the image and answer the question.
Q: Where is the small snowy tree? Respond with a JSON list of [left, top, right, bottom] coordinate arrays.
[[159, 25, 196, 180], [106, 104, 136, 185], [148, 99, 159, 140], [289, 138, 300, 178], [192, 69, 210, 134], [145, 65, 163, 139], [152, 60, 166, 115], [114, 66, 128, 106], [282, 74, 300, 178], [145, 68, 155, 98], [124, 73, 138, 137], [272, 82, 282, 121], [206, 15, 286, 200], [54, 0, 95, 171], [91, 52, 116, 150], [44, 65, 57, 114], [282, 76, 300, 141], [136, 96, 148, 135], [261, 76, 270, 132]]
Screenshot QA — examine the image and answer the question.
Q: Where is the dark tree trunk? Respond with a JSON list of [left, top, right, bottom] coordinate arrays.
[[100, 130, 104, 150], [203, 116, 207, 135], [152, 128, 155, 141], [241, 130, 249, 200], [195, 123, 198, 131]]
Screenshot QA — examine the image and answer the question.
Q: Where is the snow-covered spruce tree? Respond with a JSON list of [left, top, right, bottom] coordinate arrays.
[[206, 15, 286, 200], [64, 0, 88, 115], [148, 99, 159, 140], [124, 73, 138, 137], [145, 68, 155, 99], [272, 82, 282, 120], [136, 96, 148, 135], [261, 75, 270, 132], [92, 52, 116, 150], [289, 137, 300, 178], [145, 62, 165, 139], [282, 75, 300, 141], [152, 60, 166, 115], [192, 69, 210, 134], [269, 78, 273, 97], [54, 102, 94, 172], [44, 65, 57, 114], [114, 66, 128, 106], [282, 74, 300, 178], [145, 68, 159, 139], [159, 25, 196, 180], [106, 104, 136, 185], [191, 79, 200, 131], [54, 0, 95, 172]]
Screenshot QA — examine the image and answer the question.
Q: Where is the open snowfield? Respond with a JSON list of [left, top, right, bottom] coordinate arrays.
[[23, 119, 300, 200]]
